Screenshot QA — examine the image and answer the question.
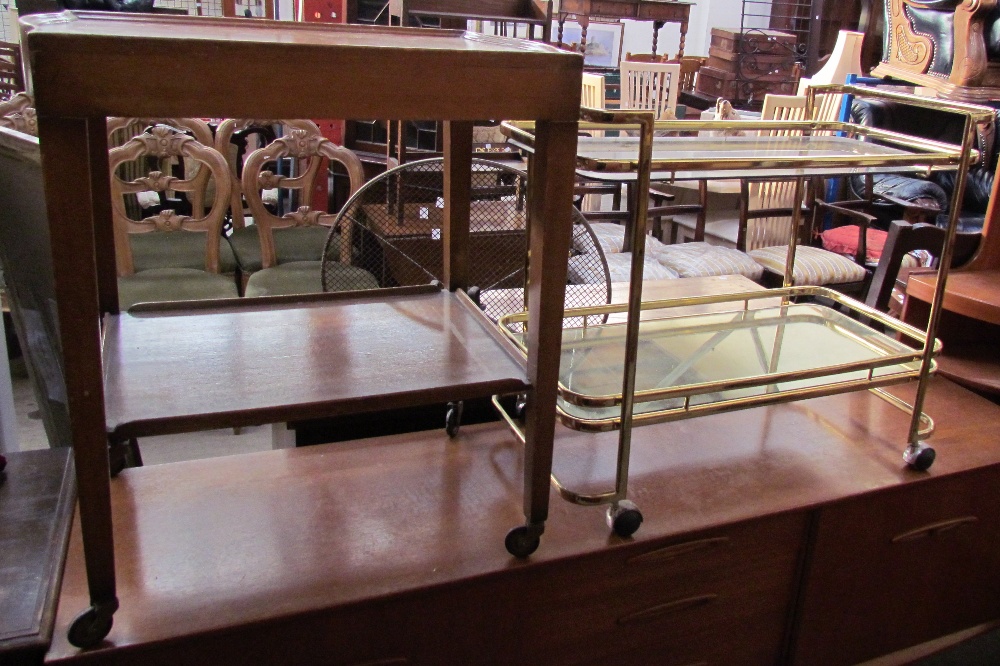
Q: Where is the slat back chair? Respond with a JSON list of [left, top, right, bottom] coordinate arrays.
[[0, 41, 24, 97], [737, 95, 870, 290], [739, 95, 810, 252], [240, 126, 371, 296], [672, 55, 705, 93], [619, 60, 681, 121]]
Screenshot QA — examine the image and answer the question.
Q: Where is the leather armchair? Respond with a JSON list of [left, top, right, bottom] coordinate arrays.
[[848, 96, 999, 232], [872, 0, 1000, 101]]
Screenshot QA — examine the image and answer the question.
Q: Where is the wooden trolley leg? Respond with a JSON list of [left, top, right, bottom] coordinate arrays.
[[506, 120, 578, 558], [38, 116, 118, 647]]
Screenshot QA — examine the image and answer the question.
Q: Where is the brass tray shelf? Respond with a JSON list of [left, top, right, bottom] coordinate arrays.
[[497, 86, 993, 536], [497, 286, 939, 433]]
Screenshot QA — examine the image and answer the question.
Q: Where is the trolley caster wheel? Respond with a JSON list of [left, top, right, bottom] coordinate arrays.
[[904, 442, 936, 471], [445, 401, 464, 438], [505, 526, 541, 558], [514, 395, 527, 422], [607, 500, 643, 538], [67, 605, 114, 648]]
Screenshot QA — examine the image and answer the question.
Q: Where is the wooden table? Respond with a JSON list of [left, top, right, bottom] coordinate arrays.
[[44, 376, 1000, 665], [0, 449, 75, 665], [556, 0, 695, 58]]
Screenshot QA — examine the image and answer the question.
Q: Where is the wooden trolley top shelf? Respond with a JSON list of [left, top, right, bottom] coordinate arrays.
[[102, 289, 529, 438], [21, 10, 582, 120]]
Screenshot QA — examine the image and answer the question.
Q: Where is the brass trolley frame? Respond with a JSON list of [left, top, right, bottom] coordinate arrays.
[[498, 85, 994, 529]]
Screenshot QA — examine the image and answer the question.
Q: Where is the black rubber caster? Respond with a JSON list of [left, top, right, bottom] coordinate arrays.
[[904, 442, 936, 471], [514, 395, 528, 421], [445, 401, 464, 438], [505, 526, 540, 558], [67, 605, 114, 648], [607, 500, 643, 538]]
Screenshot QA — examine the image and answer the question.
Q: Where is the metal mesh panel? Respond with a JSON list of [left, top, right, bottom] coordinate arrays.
[[322, 158, 611, 324]]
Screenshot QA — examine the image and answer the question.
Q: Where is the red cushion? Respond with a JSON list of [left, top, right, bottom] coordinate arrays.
[[820, 225, 888, 263]]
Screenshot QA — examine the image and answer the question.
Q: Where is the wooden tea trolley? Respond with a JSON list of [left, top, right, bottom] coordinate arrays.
[[21, 10, 581, 647], [502, 86, 993, 535]]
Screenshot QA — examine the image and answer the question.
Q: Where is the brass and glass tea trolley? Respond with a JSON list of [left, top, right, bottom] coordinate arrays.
[[501, 85, 993, 536]]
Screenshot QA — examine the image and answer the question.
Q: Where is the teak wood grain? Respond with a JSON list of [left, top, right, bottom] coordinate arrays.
[[45, 378, 1000, 664], [102, 290, 530, 438]]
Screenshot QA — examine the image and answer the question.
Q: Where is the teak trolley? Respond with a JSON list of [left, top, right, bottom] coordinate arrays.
[[21, 10, 581, 647], [501, 87, 993, 535]]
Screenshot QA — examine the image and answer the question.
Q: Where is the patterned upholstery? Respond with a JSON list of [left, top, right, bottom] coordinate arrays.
[[747, 245, 868, 286], [654, 242, 763, 280], [819, 225, 889, 264]]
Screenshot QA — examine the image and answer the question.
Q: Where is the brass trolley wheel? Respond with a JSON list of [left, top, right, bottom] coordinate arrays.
[[904, 442, 937, 471], [607, 500, 643, 538]]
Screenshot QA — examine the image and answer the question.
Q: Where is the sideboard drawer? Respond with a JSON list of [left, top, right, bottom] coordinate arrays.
[[792, 466, 1000, 665], [511, 511, 807, 665]]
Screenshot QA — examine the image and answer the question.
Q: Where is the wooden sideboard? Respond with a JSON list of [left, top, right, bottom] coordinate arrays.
[[45, 378, 1000, 665]]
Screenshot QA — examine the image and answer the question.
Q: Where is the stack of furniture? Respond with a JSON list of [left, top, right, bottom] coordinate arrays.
[[695, 28, 799, 106], [23, 9, 581, 647]]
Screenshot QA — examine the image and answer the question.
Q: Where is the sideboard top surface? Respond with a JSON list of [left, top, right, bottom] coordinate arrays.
[[45, 378, 1000, 661]]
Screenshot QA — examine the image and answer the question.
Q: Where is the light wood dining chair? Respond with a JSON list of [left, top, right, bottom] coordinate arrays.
[[109, 124, 240, 309], [619, 59, 681, 121], [240, 126, 373, 296]]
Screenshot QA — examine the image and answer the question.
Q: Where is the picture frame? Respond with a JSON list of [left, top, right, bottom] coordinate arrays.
[[554, 20, 624, 68]]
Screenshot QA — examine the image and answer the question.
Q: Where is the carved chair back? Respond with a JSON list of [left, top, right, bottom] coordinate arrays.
[[241, 127, 366, 268], [213, 118, 323, 230], [109, 125, 233, 276], [107, 117, 216, 219]]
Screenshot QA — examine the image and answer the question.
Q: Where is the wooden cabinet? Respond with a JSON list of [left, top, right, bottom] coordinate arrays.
[[22, 10, 581, 648], [792, 467, 1000, 665]]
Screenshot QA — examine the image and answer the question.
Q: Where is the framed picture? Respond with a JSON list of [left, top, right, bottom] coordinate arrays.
[[554, 21, 623, 68]]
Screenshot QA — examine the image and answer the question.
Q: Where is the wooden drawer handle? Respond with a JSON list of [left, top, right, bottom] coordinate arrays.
[[627, 537, 730, 565], [617, 594, 718, 625], [891, 516, 979, 543]]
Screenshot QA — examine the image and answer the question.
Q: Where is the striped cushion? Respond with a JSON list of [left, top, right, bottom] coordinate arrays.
[[748, 245, 867, 286], [570, 252, 679, 283], [653, 242, 764, 281], [580, 222, 629, 254]]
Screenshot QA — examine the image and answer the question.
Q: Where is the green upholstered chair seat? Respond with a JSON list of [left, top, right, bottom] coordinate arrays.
[[228, 225, 332, 274], [118, 268, 240, 310], [129, 231, 238, 274], [244, 260, 379, 298]]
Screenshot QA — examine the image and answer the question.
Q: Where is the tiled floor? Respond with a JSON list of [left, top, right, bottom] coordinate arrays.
[[9, 360, 272, 464]]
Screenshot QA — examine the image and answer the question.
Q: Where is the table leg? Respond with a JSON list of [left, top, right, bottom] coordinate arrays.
[[652, 20, 663, 57], [678, 19, 688, 58]]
